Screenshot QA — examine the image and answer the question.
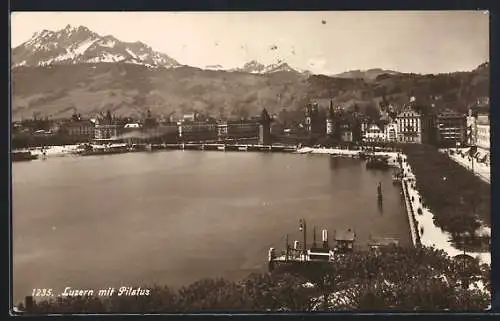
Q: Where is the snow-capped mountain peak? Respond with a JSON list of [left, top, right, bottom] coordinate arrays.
[[12, 25, 180, 69], [239, 60, 267, 73], [232, 60, 305, 74], [264, 62, 297, 74]]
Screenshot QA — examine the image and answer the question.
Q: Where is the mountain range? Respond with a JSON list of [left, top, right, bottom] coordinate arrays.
[[12, 25, 181, 69], [11, 25, 489, 121], [12, 25, 310, 76]]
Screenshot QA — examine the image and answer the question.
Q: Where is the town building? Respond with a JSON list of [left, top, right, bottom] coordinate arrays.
[[395, 107, 422, 143], [466, 109, 477, 146], [158, 122, 180, 139], [339, 118, 354, 142], [476, 113, 490, 151], [384, 122, 398, 142], [435, 109, 466, 147], [363, 124, 385, 142], [121, 123, 142, 144], [395, 105, 435, 144], [228, 120, 259, 139], [216, 119, 260, 141], [183, 113, 197, 122], [465, 98, 490, 163], [94, 123, 121, 140], [94, 111, 121, 142], [61, 119, 95, 142], [178, 120, 218, 141], [305, 103, 325, 136], [466, 98, 490, 153], [217, 121, 229, 141]]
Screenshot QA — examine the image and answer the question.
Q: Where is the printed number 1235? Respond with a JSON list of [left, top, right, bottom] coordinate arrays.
[[32, 288, 53, 297]]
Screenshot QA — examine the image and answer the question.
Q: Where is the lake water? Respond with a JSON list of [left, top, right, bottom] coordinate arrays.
[[12, 151, 410, 303]]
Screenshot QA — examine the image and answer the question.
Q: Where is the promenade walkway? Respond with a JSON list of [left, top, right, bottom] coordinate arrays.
[[441, 149, 490, 184]]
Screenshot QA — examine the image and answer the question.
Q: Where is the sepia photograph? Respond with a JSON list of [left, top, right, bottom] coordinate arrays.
[[10, 11, 491, 313]]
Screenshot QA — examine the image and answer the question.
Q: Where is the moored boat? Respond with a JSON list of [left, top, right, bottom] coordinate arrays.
[[77, 144, 129, 156], [12, 151, 38, 162], [366, 156, 390, 170], [268, 219, 356, 272]]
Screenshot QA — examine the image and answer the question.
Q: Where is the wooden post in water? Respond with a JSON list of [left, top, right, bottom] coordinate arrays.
[[285, 234, 289, 261]]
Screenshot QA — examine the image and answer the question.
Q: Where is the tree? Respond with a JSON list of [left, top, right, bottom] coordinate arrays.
[[19, 246, 490, 313]]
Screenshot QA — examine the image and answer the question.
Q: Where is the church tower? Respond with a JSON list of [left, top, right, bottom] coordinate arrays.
[[326, 99, 335, 136], [259, 108, 272, 145]]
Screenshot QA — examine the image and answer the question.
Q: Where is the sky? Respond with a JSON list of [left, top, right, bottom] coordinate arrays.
[[10, 11, 489, 75]]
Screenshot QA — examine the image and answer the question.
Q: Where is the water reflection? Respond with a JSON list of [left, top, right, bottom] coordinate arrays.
[[377, 196, 384, 215], [329, 156, 339, 170]]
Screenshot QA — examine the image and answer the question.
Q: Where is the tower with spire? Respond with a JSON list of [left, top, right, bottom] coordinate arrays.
[[259, 108, 272, 145], [326, 99, 335, 136]]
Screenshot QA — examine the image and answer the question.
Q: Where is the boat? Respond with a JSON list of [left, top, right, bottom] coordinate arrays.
[[283, 146, 298, 153], [268, 222, 356, 272], [358, 151, 373, 160], [77, 144, 129, 156], [217, 145, 226, 151], [12, 151, 38, 162], [366, 156, 390, 170], [237, 146, 248, 151], [128, 144, 148, 152]]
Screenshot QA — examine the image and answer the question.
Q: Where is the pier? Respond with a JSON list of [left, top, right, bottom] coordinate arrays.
[[401, 178, 420, 247], [164, 143, 297, 153]]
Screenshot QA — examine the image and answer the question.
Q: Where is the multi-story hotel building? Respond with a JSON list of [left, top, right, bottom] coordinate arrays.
[[395, 108, 422, 143], [476, 111, 490, 151], [436, 109, 466, 147], [395, 105, 435, 144], [466, 98, 490, 160]]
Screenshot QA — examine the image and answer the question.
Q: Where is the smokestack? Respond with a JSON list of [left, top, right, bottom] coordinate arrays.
[[268, 247, 276, 261], [294, 240, 299, 250], [322, 229, 328, 248]]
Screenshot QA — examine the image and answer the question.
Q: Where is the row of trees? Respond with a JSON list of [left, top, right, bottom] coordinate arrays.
[[17, 246, 490, 313], [402, 144, 490, 250]]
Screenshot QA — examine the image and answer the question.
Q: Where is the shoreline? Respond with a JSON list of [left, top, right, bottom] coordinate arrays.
[[303, 147, 491, 267]]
